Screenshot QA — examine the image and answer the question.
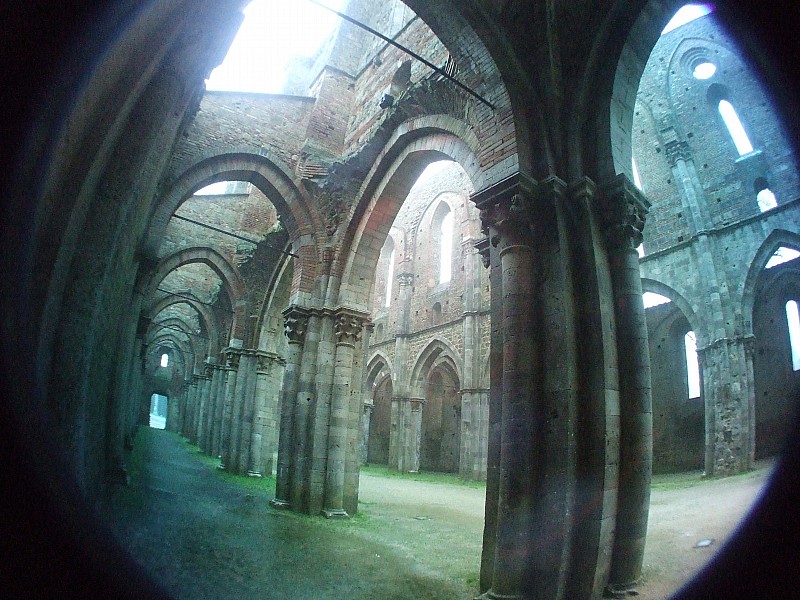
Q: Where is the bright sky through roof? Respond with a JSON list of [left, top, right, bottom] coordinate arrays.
[[206, 0, 344, 94], [662, 4, 714, 35]]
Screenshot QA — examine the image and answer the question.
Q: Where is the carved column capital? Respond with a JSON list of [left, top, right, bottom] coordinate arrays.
[[282, 306, 311, 344], [664, 139, 692, 167], [224, 348, 242, 369], [599, 173, 651, 251], [397, 272, 414, 287], [333, 308, 371, 346], [473, 173, 541, 249]]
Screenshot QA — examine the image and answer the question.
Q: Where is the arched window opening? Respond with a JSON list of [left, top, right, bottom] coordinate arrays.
[[765, 247, 800, 269], [718, 99, 754, 156], [439, 209, 453, 284], [432, 302, 442, 325], [786, 300, 800, 371], [662, 4, 714, 35], [637, 244, 645, 258], [684, 331, 701, 398], [757, 189, 778, 212], [160, 353, 169, 368]]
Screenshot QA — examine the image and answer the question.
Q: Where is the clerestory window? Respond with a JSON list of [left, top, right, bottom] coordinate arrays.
[[684, 331, 701, 398]]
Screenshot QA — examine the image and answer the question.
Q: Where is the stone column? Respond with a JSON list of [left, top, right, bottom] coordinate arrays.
[[197, 362, 214, 452], [360, 402, 373, 465], [601, 174, 653, 592], [247, 352, 273, 476], [234, 350, 259, 474], [323, 309, 369, 518], [219, 349, 241, 471], [211, 364, 231, 458], [474, 176, 540, 599], [271, 306, 309, 509], [408, 398, 423, 473], [184, 375, 200, 439], [194, 367, 212, 447], [205, 364, 224, 456]]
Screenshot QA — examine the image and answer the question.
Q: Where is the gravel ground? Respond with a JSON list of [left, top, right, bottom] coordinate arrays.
[[101, 428, 770, 599]]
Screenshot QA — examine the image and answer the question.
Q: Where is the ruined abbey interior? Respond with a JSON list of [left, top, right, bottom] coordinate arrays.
[[3, 0, 800, 598]]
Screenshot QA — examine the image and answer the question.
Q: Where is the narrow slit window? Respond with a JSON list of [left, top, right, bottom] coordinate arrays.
[[160, 353, 169, 368], [632, 157, 643, 191], [786, 300, 800, 371], [385, 246, 395, 308], [718, 100, 754, 155], [439, 209, 453, 284], [684, 331, 701, 399]]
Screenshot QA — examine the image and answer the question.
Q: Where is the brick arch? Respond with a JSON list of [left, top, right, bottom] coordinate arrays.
[[742, 229, 800, 326], [641, 278, 703, 343], [335, 122, 485, 311], [399, 0, 531, 171], [408, 338, 463, 399], [143, 149, 319, 258], [147, 295, 219, 357]]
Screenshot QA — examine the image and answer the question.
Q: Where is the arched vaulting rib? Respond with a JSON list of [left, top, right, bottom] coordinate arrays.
[[143, 149, 318, 258], [366, 351, 394, 390], [640, 278, 702, 342], [336, 123, 485, 310], [147, 246, 245, 305], [742, 229, 800, 325], [408, 338, 462, 399], [146, 295, 219, 357]]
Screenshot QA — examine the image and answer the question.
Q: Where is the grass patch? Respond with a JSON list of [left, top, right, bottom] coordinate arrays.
[[361, 464, 486, 489], [651, 461, 773, 491]]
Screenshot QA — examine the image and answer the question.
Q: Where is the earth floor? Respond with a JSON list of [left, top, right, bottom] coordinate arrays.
[[100, 428, 772, 599]]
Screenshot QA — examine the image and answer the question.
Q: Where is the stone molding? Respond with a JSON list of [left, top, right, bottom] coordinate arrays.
[[599, 173, 651, 250], [256, 350, 286, 372], [475, 236, 491, 268]]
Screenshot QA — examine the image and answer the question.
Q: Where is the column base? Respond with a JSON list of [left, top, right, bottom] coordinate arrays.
[[216, 462, 227, 471], [321, 508, 350, 519], [603, 581, 641, 598], [269, 498, 291, 510], [474, 591, 523, 600], [247, 470, 263, 478]]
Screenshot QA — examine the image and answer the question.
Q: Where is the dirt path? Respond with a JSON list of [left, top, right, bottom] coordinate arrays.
[[103, 429, 770, 599]]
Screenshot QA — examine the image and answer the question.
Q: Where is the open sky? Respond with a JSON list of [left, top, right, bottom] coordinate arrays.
[[206, 0, 345, 94]]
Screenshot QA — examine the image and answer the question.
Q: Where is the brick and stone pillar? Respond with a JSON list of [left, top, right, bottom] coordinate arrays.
[[388, 269, 415, 472], [271, 306, 309, 509], [219, 349, 241, 470], [247, 351, 282, 476], [601, 174, 654, 592], [323, 309, 369, 518], [698, 336, 756, 474]]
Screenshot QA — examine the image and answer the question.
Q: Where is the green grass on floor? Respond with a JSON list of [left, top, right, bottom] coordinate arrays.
[[360, 464, 487, 489]]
